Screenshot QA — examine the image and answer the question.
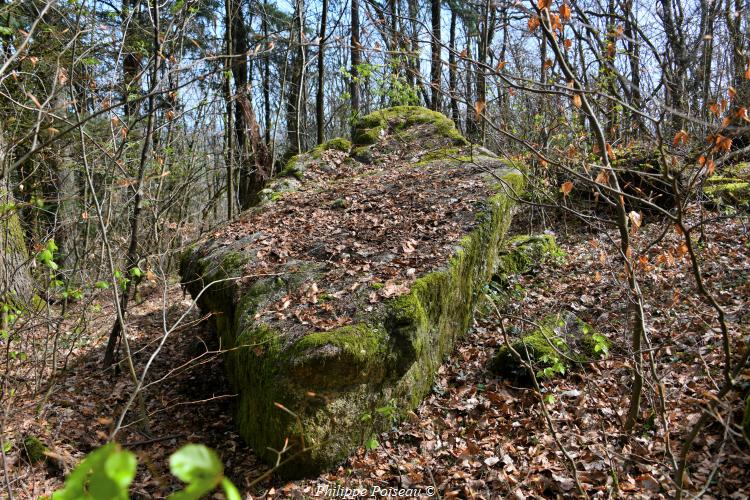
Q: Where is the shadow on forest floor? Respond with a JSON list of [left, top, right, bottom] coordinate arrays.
[[10, 285, 272, 497]]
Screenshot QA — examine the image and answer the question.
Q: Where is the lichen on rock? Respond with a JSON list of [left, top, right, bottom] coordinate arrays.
[[179, 106, 524, 477]]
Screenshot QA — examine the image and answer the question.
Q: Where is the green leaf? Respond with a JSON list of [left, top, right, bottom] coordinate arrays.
[[95, 281, 110, 289], [221, 478, 242, 500], [50, 444, 135, 499], [105, 449, 137, 489], [365, 436, 379, 450], [52, 443, 118, 499], [169, 479, 216, 500], [169, 444, 222, 485], [0, 26, 13, 36]]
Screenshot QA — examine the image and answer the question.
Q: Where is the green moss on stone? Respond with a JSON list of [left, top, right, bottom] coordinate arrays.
[[311, 137, 352, 158], [496, 234, 565, 277], [705, 178, 749, 200], [291, 324, 388, 376], [353, 106, 468, 147], [413, 147, 472, 166], [705, 164, 750, 208], [490, 313, 609, 381], [23, 435, 47, 464], [221, 251, 251, 274], [280, 155, 305, 180]]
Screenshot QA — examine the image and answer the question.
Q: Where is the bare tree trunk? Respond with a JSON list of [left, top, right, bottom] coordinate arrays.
[[465, 38, 477, 137], [229, 0, 254, 208], [224, 0, 235, 219], [690, 0, 711, 125], [103, 2, 162, 368], [122, 0, 141, 120], [50, 89, 78, 273], [430, 0, 441, 111], [286, 0, 304, 156], [448, 8, 459, 125], [262, 10, 271, 148], [659, 0, 688, 134], [622, 0, 645, 138], [726, 0, 749, 146], [316, 0, 328, 144], [477, 0, 495, 143], [351, 0, 361, 128]]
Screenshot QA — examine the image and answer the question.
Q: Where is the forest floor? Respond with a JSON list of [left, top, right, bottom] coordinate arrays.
[[7, 205, 750, 499]]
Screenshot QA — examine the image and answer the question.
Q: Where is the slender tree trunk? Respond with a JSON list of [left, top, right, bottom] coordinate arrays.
[[696, 0, 715, 125], [351, 0, 361, 128], [286, 0, 304, 156], [224, 0, 234, 219], [726, 0, 749, 146], [430, 0, 441, 111], [499, 6, 510, 118], [407, 0, 425, 100], [122, 0, 141, 120], [622, 0, 644, 138], [230, 0, 254, 207], [103, 0, 162, 368], [50, 89, 78, 273], [262, 12, 271, 148], [465, 38, 477, 137], [448, 9, 459, 124], [477, 0, 495, 143], [391, 0, 408, 84], [316, 0, 328, 144], [659, 0, 688, 134]]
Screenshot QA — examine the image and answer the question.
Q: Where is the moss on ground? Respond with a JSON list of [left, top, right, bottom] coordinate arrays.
[[489, 313, 609, 381]]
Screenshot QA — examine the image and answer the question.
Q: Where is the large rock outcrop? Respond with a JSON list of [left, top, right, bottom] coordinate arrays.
[[179, 106, 523, 476]]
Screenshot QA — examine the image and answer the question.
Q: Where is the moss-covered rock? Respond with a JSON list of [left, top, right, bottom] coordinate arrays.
[[495, 234, 564, 277], [180, 107, 524, 477], [704, 164, 750, 209], [489, 312, 609, 381], [351, 106, 468, 162], [23, 435, 48, 464], [311, 137, 352, 158]]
